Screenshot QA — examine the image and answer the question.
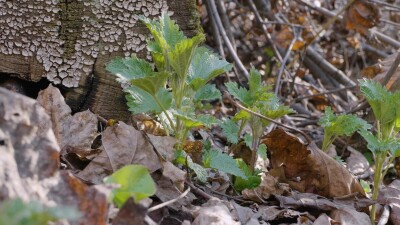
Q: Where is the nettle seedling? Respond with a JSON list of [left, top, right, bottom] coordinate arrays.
[[319, 106, 370, 152], [106, 14, 250, 183], [357, 79, 400, 224], [223, 68, 293, 172]]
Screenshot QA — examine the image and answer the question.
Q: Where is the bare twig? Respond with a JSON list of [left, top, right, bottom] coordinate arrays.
[[382, 51, 400, 86], [207, 0, 249, 79], [293, 85, 357, 102], [148, 187, 191, 212], [185, 181, 215, 200], [275, 27, 302, 96], [224, 92, 312, 144], [215, 0, 237, 50], [204, 0, 225, 58]]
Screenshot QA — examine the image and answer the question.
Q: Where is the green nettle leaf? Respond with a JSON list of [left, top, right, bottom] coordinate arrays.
[[130, 72, 170, 95], [321, 107, 370, 150], [194, 84, 221, 102], [0, 198, 80, 225], [358, 130, 400, 155], [104, 165, 156, 207], [175, 113, 218, 129], [174, 150, 207, 182], [359, 79, 400, 126], [233, 110, 251, 121], [221, 119, 240, 144], [257, 144, 267, 160], [168, 34, 205, 80], [106, 56, 153, 83], [243, 134, 253, 148], [225, 82, 252, 106], [188, 47, 232, 91], [203, 150, 246, 178], [126, 87, 172, 114], [248, 67, 266, 97], [141, 13, 186, 50], [233, 159, 261, 192]]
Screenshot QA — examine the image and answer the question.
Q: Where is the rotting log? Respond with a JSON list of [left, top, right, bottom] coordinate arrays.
[[0, 0, 200, 121]]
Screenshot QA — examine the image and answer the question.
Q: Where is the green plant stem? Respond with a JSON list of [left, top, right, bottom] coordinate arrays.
[[154, 96, 177, 134], [249, 127, 259, 172], [371, 152, 386, 225], [238, 119, 247, 137]]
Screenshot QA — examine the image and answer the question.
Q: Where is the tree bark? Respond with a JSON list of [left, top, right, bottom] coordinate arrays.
[[0, 0, 200, 121]]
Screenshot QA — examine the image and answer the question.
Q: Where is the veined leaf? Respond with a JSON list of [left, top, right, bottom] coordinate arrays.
[[188, 47, 232, 91], [168, 34, 205, 80], [358, 130, 400, 155], [175, 150, 207, 182], [233, 159, 261, 192], [194, 84, 221, 102], [233, 110, 251, 121], [141, 13, 185, 50], [257, 144, 267, 160], [130, 72, 170, 95], [321, 107, 371, 136], [203, 149, 246, 178], [248, 67, 265, 97], [104, 165, 156, 207], [244, 134, 253, 148], [225, 82, 252, 106], [126, 87, 172, 114], [221, 119, 240, 144], [175, 113, 218, 129], [359, 79, 400, 126], [106, 56, 153, 83]]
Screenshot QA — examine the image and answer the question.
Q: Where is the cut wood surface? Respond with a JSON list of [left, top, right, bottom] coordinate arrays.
[[0, 0, 200, 121]]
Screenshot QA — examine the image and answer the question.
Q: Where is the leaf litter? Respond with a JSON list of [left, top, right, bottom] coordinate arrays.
[[2, 0, 400, 224]]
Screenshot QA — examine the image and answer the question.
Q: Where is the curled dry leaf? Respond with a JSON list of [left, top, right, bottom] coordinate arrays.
[[242, 173, 291, 203], [329, 208, 370, 225], [378, 179, 400, 225], [192, 199, 240, 225], [78, 122, 161, 184], [37, 85, 99, 155], [345, 146, 370, 175], [313, 213, 334, 225], [262, 128, 365, 198], [344, 0, 380, 35], [362, 50, 400, 91]]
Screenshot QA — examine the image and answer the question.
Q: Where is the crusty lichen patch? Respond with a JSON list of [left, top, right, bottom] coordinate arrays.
[[0, 0, 170, 87]]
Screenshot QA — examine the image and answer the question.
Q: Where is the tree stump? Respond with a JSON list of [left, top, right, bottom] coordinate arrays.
[[0, 0, 200, 121]]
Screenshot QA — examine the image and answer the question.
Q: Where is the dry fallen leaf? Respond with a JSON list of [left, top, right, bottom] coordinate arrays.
[[378, 179, 400, 225], [329, 208, 370, 225], [78, 122, 161, 183], [361, 50, 400, 91], [192, 199, 240, 225], [344, 0, 380, 35], [345, 146, 370, 176], [112, 198, 147, 225], [37, 85, 99, 155], [262, 128, 365, 198], [242, 173, 291, 203]]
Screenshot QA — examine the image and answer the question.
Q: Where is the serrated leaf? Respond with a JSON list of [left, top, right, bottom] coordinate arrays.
[[175, 113, 218, 129], [106, 56, 153, 83], [225, 82, 252, 106], [104, 165, 156, 207], [221, 119, 240, 144], [130, 72, 170, 95], [141, 13, 186, 50], [321, 107, 371, 136], [358, 130, 400, 155], [359, 79, 400, 126], [233, 159, 261, 192], [204, 150, 246, 178], [244, 134, 252, 148], [126, 86, 172, 114], [188, 47, 232, 91], [233, 110, 251, 121], [168, 34, 205, 80], [194, 84, 221, 101], [257, 144, 267, 160], [248, 67, 264, 96], [174, 150, 207, 182]]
